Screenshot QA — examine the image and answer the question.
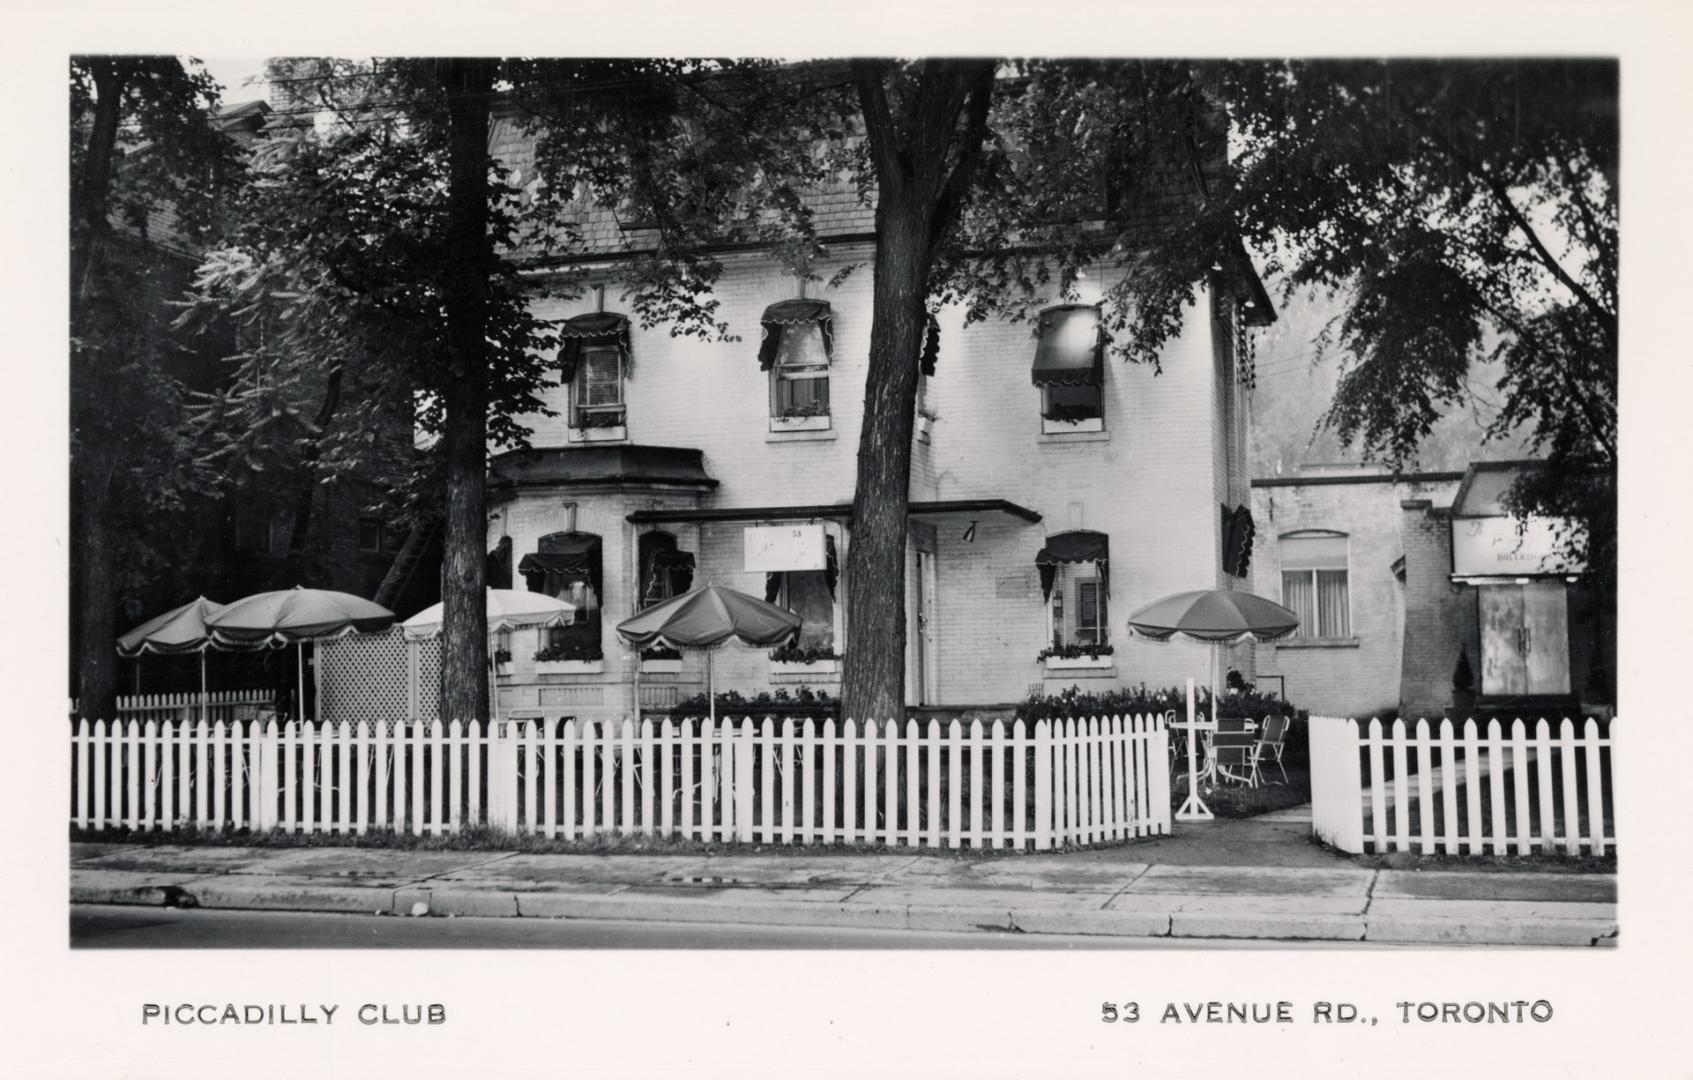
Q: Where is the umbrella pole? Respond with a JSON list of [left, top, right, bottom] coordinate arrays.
[[200, 650, 208, 727], [707, 649, 715, 728], [296, 645, 305, 726]]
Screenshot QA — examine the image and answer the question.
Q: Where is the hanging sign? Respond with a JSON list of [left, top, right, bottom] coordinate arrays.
[[744, 524, 826, 572], [1451, 516, 1584, 577]]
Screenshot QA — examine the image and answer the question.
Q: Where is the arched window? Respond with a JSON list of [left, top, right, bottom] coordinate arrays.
[[637, 530, 696, 609], [518, 531, 604, 660], [1279, 531, 1350, 639]]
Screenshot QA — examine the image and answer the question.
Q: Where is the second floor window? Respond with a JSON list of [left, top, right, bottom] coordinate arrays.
[[559, 311, 630, 435], [572, 343, 625, 429], [771, 323, 831, 419], [1031, 304, 1109, 430], [759, 297, 834, 426]]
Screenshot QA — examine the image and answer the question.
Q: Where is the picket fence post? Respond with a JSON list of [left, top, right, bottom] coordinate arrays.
[[1033, 719, 1052, 850]]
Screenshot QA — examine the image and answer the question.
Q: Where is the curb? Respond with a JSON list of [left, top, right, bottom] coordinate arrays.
[[71, 873, 1617, 946]]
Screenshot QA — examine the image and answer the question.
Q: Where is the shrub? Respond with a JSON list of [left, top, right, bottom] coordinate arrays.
[[767, 643, 840, 664], [669, 685, 836, 717], [1036, 643, 1115, 662], [534, 640, 604, 663]]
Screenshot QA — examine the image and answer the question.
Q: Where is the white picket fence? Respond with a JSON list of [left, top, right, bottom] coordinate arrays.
[[73, 690, 278, 728], [1309, 715, 1615, 857], [69, 713, 1170, 850]]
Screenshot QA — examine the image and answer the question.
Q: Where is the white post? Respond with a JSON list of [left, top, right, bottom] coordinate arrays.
[[1175, 675, 1213, 821]]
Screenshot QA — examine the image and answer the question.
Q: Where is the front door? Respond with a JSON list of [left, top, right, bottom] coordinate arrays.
[[912, 549, 937, 705], [1479, 582, 1570, 696]]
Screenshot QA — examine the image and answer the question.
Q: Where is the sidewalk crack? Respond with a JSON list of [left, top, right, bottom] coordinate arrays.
[[1098, 864, 1154, 910], [406, 852, 518, 887]]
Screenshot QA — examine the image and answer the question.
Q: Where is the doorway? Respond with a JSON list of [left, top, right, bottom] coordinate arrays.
[[1479, 581, 1571, 696], [911, 548, 938, 705]]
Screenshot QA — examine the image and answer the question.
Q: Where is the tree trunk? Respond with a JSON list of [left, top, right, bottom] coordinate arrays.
[[73, 449, 118, 719], [840, 208, 932, 723], [436, 59, 498, 724], [70, 60, 125, 720], [839, 62, 995, 724]]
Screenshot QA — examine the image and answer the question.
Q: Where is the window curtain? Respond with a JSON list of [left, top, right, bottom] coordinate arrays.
[[1317, 570, 1350, 637], [763, 535, 838, 604], [1282, 571, 1316, 639]]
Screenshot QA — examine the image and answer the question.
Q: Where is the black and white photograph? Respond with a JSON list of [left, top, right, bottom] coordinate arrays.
[[12, 1, 1691, 1075]]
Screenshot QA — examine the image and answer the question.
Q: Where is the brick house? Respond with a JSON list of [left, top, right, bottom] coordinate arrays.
[[1250, 461, 1613, 720], [481, 109, 1275, 724]]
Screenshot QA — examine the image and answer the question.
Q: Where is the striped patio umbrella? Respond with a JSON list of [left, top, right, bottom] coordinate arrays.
[[616, 584, 801, 725]]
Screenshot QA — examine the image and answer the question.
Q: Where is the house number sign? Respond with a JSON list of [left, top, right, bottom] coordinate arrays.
[[743, 523, 826, 572]]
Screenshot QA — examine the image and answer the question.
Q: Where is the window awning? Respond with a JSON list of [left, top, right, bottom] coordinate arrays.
[[1036, 529, 1109, 601], [920, 313, 940, 376], [758, 298, 834, 370], [558, 312, 631, 382], [1221, 504, 1255, 578], [1030, 304, 1109, 388], [519, 532, 604, 600]]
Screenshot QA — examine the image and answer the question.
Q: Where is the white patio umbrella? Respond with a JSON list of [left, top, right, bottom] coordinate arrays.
[[399, 589, 577, 722]]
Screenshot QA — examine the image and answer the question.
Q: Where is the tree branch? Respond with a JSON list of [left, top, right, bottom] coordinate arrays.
[[854, 62, 904, 200], [1396, 96, 1616, 344], [1556, 152, 1618, 307], [929, 68, 996, 250]]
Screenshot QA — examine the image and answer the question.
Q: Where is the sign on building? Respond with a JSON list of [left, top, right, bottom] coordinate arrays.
[[744, 523, 827, 572], [1451, 515, 1584, 578]]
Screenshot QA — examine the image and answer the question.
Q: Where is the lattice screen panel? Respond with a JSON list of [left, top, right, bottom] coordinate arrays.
[[319, 629, 412, 725]]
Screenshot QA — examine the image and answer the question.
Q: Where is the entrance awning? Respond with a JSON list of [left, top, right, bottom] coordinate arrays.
[[1031, 304, 1108, 388], [627, 498, 1041, 526]]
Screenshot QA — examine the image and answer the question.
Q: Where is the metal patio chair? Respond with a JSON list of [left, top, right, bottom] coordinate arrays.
[[1257, 714, 1290, 785], [1208, 717, 1260, 788]]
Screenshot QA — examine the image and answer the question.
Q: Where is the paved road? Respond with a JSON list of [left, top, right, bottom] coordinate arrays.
[[70, 904, 1395, 950]]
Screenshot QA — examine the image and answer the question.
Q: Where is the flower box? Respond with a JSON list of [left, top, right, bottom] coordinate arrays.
[[640, 658, 682, 674], [1043, 654, 1114, 671], [772, 658, 840, 677], [495, 662, 513, 677], [1041, 415, 1104, 435], [568, 424, 627, 443], [535, 659, 605, 675], [770, 414, 831, 433]]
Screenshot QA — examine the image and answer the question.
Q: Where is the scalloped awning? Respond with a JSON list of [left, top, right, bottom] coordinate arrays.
[[1030, 304, 1108, 388], [758, 298, 834, 370], [1035, 529, 1109, 602], [558, 312, 631, 382]]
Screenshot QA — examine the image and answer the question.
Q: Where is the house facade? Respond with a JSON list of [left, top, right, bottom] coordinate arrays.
[[1250, 461, 1612, 720], [484, 237, 1272, 723]]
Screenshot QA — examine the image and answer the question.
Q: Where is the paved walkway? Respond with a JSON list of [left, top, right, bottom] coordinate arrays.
[[70, 835, 1617, 947]]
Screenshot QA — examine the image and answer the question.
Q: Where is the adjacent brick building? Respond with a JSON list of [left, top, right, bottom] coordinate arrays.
[[1251, 462, 1613, 720]]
